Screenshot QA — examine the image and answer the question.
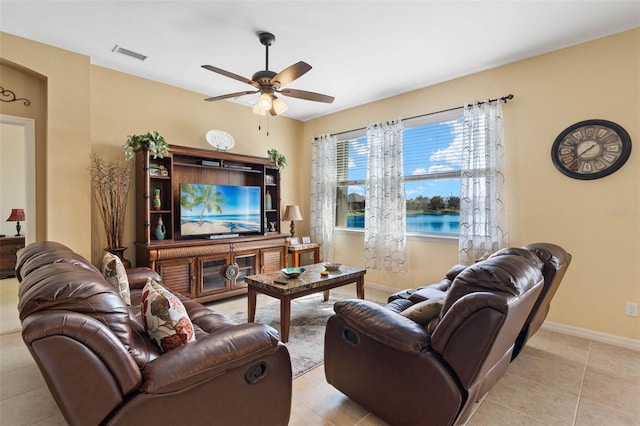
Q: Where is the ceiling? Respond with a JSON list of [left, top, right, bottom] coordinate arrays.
[[1, 1, 638, 121]]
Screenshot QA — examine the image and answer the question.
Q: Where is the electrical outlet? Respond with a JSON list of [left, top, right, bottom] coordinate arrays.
[[626, 302, 638, 317]]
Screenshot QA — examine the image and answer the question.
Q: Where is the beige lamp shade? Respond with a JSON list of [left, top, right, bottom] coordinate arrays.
[[282, 205, 303, 237], [282, 205, 303, 221]]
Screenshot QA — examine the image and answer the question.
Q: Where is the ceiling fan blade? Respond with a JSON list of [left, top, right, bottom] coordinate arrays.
[[271, 61, 312, 88], [280, 88, 335, 103], [201, 65, 258, 88], [204, 90, 258, 102]]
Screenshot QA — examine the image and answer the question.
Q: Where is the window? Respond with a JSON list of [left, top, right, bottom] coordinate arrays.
[[335, 110, 464, 236]]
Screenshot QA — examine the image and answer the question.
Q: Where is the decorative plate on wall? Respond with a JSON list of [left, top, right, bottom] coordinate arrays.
[[206, 129, 235, 151], [551, 119, 632, 180]]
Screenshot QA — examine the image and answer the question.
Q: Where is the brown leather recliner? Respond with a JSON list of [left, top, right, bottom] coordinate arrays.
[[513, 243, 571, 357], [386, 243, 572, 359], [324, 253, 544, 426], [16, 241, 292, 426]]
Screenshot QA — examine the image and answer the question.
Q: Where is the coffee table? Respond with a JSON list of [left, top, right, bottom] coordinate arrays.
[[244, 263, 366, 342]]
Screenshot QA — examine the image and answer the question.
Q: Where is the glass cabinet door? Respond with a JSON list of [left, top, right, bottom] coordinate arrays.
[[198, 256, 227, 296], [232, 252, 257, 288]]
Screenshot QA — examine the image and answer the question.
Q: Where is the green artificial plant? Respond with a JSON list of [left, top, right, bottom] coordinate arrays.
[[267, 148, 288, 171], [123, 131, 169, 160]]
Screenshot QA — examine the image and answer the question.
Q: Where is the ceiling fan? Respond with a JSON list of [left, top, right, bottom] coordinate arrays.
[[202, 32, 334, 116]]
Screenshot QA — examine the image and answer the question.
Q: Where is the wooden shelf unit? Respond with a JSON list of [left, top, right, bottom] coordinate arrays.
[[134, 144, 286, 302]]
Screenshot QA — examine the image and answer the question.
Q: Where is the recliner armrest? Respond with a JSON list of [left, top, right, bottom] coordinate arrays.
[[126, 267, 162, 289], [333, 299, 430, 354], [141, 322, 283, 393]]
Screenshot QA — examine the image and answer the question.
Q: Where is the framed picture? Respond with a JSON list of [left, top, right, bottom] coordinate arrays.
[[302, 236, 311, 244], [265, 174, 275, 185], [288, 237, 300, 246]]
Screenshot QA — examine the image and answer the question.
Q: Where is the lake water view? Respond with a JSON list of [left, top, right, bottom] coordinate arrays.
[[347, 213, 459, 234]]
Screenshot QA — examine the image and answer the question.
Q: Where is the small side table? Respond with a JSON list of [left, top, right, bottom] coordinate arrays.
[[0, 236, 25, 279], [287, 243, 320, 267]]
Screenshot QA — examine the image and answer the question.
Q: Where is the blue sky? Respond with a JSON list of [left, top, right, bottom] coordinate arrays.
[[345, 119, 462, 199]]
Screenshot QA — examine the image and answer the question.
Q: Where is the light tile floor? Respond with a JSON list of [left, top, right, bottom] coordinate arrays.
[[1, 277, 638, 425]]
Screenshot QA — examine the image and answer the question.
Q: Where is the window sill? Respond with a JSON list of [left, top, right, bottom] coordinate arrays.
[[334, 227, 459, 242]]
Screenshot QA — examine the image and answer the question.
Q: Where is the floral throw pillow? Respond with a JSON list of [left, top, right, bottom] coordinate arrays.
[[141, 279, 196, 352], [101, 252, 131, 305]]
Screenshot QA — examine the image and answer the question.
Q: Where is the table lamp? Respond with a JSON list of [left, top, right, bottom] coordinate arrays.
[[6, 208, 25, 236], [282, 205, 302, 237]]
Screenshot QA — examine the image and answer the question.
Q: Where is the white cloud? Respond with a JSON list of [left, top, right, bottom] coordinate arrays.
[[349, 185, 365, 195], [429, 133, 463, 166], [412, 167, 427, 175]]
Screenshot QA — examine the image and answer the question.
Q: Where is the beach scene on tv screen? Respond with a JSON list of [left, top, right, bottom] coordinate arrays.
[[180, 183, 261, 236]]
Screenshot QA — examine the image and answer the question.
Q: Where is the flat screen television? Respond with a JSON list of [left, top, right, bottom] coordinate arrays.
[[179, 183, 262, 237]]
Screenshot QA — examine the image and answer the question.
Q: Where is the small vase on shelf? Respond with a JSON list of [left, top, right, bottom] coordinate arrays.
[[265, 191, 272, 210], [154, 215, 166, 240], [152, 189, 161, 210]]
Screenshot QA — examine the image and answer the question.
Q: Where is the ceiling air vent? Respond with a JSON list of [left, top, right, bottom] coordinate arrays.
[[112, 45, 148, 61]]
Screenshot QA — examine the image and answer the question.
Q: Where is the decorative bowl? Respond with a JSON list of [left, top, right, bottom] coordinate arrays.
[[281, 267, 306, 279], [323, 262, 342, 271]]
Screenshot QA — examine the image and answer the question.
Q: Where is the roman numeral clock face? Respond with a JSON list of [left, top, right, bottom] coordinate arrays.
[[552, 119, 632, 180]]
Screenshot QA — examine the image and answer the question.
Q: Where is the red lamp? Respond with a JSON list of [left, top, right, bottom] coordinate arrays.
[[6, 208, 25, 237]]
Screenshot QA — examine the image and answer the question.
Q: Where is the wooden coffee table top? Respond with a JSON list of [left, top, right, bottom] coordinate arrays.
[[245, 263, 366, 296]]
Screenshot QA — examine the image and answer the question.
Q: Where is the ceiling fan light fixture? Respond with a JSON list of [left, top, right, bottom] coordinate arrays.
[[252, 102, 268, 116], [257, 93, 272, 109], [270, 96, 288, 116]]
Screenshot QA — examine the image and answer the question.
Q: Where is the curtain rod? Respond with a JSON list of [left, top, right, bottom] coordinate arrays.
[[329, 94, 514, 138]]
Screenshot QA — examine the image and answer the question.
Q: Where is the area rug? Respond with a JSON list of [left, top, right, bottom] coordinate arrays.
[[226, 293, 348, 378]]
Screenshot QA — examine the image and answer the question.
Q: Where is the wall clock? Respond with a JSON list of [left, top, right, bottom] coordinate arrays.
[[551, 119, 632, 180]]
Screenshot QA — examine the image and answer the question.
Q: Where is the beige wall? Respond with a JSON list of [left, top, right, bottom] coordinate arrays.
[[1, 29, 638, 340], [0, 32, 91, 255], [304, 29, 639, 340]]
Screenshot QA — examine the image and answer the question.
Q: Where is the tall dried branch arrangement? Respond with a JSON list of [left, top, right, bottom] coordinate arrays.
[[90, 154, 132, 249]]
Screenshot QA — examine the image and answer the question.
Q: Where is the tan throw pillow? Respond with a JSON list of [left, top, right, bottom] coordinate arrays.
[[401, 298, 444, 326], [101, 252, 131, 305], [141, 279, 196, 353]]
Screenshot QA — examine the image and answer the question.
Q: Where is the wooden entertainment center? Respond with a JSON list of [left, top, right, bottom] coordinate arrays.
[[134, 144, 286, 303]]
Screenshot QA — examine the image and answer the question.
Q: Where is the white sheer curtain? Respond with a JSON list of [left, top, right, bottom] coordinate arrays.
[[364, 120, 407, 273], [458, 101, 508, 264], [310, 134, 337, 262]]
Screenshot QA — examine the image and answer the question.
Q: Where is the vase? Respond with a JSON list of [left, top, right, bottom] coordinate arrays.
[[155, 215, 166, 240], [104, 247, 131, 269], [265, 191, 272, 210], [152, 189, 161, 210]]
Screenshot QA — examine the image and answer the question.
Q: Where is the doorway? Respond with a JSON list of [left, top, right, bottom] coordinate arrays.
[[0, 115, 35, 243]]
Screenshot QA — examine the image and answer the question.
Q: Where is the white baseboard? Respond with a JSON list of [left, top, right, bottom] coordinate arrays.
[[542, 321, 640, 351], [365, 281, 398, 294]]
